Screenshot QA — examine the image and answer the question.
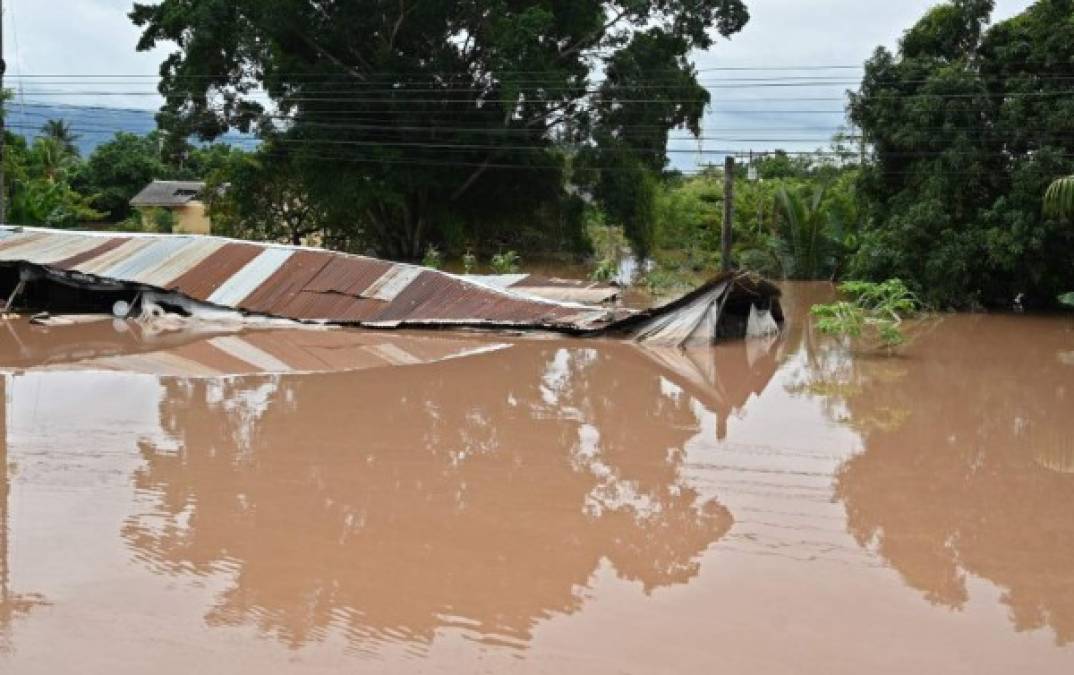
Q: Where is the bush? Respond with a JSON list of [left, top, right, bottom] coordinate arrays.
[[490, 250, 521, 274], [421, 245, 443, 270]]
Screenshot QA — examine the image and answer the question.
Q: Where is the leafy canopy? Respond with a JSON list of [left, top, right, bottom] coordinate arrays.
[[129, 0, 750, 259], [849, 0, 1074, 309]]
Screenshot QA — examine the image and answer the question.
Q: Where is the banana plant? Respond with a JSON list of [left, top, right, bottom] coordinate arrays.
[[1044, 177, 1074, 306], [1044, 176, 1074, 218]]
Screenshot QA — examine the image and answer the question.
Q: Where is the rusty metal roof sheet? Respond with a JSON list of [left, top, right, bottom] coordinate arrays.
[[0, 226, 781, 345]]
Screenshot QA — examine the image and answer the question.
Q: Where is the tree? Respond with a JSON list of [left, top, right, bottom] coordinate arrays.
[[849, 0, 1074, 308], [77, 132, 169, 222], [206, 149, 339, 246], [773, 185, 844, 280], [129, 0, 750, 259], [39, 119, 81, 157]]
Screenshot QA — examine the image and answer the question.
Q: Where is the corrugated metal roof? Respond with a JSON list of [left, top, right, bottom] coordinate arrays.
[[165, 242, 262, 299], [469, 274, 620, 305], [0, 225, 781, 345], [206, 247, 295, 306], [129, 180, 207, 207]]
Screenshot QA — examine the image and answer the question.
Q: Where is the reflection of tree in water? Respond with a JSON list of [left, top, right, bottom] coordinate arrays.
[[0, 377, 48, 654], [817, 315, 1074, 644], [122, 342, 732, 650]]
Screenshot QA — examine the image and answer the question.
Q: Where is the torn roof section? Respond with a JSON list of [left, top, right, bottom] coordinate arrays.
[[0, 226, 781, 345]]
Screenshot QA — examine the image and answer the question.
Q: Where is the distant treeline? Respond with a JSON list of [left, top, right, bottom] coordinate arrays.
[[2, 0, 1072, 309]]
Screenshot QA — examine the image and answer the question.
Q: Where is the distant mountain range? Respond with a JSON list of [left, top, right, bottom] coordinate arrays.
[[7, 102, 845, 170], [8, 102, 255, 156]]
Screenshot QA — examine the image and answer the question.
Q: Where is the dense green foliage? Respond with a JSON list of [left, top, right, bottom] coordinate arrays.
[[129, 0, 750, 259], [75, 132, 169, 222], [849, 0, 1074, 308], [2, 128, 103, 228], [642, 152, 861, 288]]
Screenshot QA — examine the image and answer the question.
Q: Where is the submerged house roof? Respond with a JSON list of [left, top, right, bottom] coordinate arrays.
[[130, 181, 207, 208], [470, 274, 620, 304], [0, 226, 780, 346]]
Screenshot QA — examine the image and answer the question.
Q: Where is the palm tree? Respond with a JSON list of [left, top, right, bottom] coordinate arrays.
[[1045, 176, 1074, 218], [1045, 177, 1074, 307], [39, 119, 80, 157], [773, 185, 841, 280]]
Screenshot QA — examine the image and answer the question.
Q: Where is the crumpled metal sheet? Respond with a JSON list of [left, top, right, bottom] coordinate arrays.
[[0, 226, 781, 345]]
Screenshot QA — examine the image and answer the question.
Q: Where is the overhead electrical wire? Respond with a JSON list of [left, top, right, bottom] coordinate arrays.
[[8, 63, 1073, 177]]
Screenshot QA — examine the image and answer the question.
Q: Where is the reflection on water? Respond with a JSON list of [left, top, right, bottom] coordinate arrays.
[[1, 287, 1073, 672], [820, 314, 1074, 644], [121, 344, 743, 649]]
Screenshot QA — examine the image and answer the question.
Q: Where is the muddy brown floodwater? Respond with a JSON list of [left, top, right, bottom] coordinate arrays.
[[0, 282, 1073, 673]]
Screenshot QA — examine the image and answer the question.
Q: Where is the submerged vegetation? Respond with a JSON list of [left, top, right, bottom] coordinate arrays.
[[489, 251, 522, 275], [811, 280, 924, 351]]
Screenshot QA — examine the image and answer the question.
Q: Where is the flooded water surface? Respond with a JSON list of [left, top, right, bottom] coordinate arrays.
[[1, 283, 1073, 673]]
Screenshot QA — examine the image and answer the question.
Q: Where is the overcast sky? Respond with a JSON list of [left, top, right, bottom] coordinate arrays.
[[2, 0, 1038, 164]]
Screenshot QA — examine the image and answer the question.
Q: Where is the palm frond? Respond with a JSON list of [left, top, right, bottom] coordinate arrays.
[[1044, 176, 1074, 218]]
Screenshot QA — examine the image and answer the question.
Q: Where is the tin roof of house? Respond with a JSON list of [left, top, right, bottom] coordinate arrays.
[[0, 226, 780, 345], [470, 274, 620, 304], [130, 180, 207, 207]]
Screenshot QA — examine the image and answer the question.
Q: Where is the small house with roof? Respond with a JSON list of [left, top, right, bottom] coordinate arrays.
[[129, 180, 213, 235]]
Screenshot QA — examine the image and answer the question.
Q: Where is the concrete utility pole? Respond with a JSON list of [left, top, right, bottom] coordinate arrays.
[[1, 0, 6, 225], [722, 155, 734, 272]]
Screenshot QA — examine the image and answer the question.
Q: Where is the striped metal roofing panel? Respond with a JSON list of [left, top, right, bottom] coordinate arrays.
[[0, 231, 47, 252], [73, 237, 158, 276], [125, 237, 228, 287], [53, 237, 130, 270], [206, 247, 295, 306], [0, 231, 107, 265], [237, 249, 332, 314], [369, 270, 577, 325], [165, 242, 263, 299], [98, 236, 198, 280], [0, 226, 753, 337], [365, 265, 425, 301]]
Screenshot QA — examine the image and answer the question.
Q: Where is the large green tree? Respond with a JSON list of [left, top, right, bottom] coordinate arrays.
[[849, 0, 1074, 308], [76, 131, 169, 222], [129, 0, 750, 259]]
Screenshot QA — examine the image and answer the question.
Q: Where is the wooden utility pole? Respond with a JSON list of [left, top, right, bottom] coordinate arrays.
[[722, 155, 734, 272], [1, 1, 6, 225]]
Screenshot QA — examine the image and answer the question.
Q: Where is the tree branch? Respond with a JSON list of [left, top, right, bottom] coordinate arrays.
[[558, 6, 630, 61]]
